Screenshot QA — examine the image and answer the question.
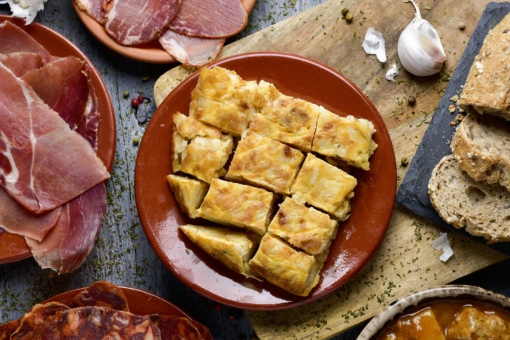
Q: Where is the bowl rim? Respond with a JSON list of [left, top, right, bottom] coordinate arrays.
[[357, 284, 510, 339]]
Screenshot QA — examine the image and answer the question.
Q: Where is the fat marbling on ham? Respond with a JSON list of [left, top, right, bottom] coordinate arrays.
[[0, 62, 109, 214], [104, 0, 182, 45]]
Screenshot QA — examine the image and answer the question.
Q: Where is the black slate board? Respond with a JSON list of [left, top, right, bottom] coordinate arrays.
[[396, 2, 510, 255]]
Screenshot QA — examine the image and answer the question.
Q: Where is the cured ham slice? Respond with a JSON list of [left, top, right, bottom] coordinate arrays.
[[0, 188, 61, 242], [21, 56, 90, 130], [169, 0, 248, 38], [0, 52, 43, 77], [104, 0, 182, 45], [0, 21, 51, 63], [26, 183, 107, 273], [74, 0, 107, 23], [0, 63, 110, 213], [159, 29, 224, 66]]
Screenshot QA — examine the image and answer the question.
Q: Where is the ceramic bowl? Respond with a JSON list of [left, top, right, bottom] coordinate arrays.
[[357, 284, 510, 339]]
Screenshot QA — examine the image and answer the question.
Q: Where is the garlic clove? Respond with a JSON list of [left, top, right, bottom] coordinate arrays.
[[397, 0, 447, 76], [386, 62, 399, 81], [362, 27, 387, 63]]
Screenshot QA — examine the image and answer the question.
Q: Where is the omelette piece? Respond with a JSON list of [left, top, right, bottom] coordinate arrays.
[[249, 94, 321, 152], [225, 130, 304, 195], [249, 233, 322, 297], [291, 153, 357, 220], [180, 224, 260, 278], [196, 178, 274, 235], [69, 280, 129, 312], [312, 109, 377, 170], [268, 197, 338, 256], [171, 112, 233, 183], [189, 66, 280, 136], [167, 174, 208, 218]]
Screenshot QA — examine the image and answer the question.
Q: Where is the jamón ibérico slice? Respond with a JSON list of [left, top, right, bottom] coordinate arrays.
[[104, 0, 182, 45], [26, 182, 107, 273], [21, 56, 90, 131], [0, 52, 43, 77], [0, 21, 51, 63], [74, 0, 108, 23], [169, 0, 248, 38], [159, 29, 224, 66], [0, 187, 61, 242], [0, 63, 110, 214]]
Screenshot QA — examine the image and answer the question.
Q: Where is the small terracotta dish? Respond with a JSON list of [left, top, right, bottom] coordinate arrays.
[[358, 284, 510, 339], [72, 0, 257, 64], [135, 52, 397, 310], [0, 15, 116, 265]]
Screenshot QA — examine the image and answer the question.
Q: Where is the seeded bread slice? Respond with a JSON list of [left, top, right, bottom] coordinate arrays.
[[428, 155, 510, 244], [451, 113, 510, 191], [457, 12, 510, 120]]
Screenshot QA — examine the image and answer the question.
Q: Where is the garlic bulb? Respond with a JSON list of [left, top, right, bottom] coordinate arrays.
[[398, 0, 447, 76]]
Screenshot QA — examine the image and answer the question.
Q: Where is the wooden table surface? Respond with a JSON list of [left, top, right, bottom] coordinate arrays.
[[1, 1, 510, 340]]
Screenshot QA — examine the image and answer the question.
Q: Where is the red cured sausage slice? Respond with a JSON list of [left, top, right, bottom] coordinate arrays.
[[104, 0, 182, 45], [70, 281, 129, 311], [169, 0, 248, 38], [159, 29, 224, 66]]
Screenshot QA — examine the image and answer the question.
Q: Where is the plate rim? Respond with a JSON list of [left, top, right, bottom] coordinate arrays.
[[0, 15, 116, 265], [136, 51, 396, 310]]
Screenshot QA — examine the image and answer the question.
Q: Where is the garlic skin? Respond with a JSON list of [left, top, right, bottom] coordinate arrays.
[[398, 0, 447, 76]]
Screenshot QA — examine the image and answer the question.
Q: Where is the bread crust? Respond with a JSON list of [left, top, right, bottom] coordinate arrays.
[[458, 13, 510, 120], [451, 113, 510, 191]]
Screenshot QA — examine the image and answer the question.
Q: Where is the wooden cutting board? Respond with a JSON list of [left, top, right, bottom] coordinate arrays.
[[153, 0, 509, 338]]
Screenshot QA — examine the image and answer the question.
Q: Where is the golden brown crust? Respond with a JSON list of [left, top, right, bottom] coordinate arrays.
[[291, 153, 357, 220], [268, 197, 338, 256], [458, 13, 510, 120], [189, 67, 280, 136], [225, 130, 304, 194], [248, 233, 322, 296], [166, 175, 208, 218], [312, 110, 377, 170], [249, 94, 320, 151], [196, 179, 274, 235], [180, 224, 260, 278], [171, 113, 233, 183]]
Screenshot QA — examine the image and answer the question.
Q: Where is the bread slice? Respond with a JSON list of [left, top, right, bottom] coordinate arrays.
[[451, 113, 510, 191], [428, 155, 510, 244], [179, 224, 260, 279], [457, 13, 510, 120]]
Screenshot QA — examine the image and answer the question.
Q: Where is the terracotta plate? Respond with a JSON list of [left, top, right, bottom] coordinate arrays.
[[72, 0, 257, 64], [135, 52, 396, 310], [45, 286, 190, 318], [0, 16, 116, 265]]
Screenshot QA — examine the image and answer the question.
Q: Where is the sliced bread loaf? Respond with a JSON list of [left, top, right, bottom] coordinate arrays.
[[451, 113, 510, 191], [428, 155, 510, 244], [457, 12, 510, 120]]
